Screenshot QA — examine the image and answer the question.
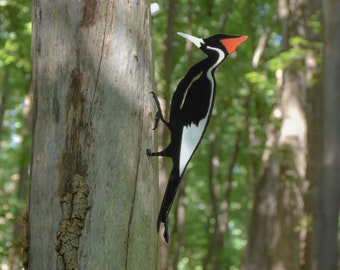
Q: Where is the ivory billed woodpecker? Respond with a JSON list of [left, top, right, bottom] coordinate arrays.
[[147, 32, 247, 242]]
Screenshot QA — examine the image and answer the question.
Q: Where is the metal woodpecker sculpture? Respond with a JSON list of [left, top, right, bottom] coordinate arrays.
[[147, 32, 247, 242]]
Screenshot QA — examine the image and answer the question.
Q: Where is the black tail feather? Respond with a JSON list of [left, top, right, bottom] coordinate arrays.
[[157, 168, 181, 243]]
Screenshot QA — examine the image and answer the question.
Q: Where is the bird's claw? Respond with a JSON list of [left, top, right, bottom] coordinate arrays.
[[146, 149, 153, 156], [152, 110, 161, 130], [150, 91, 158, 100], [149, 91, 168, 130]]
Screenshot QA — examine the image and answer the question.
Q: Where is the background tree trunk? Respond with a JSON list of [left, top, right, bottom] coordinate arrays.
[[10, 92, 32, 269], [319, 0, 340, 268], [157, 1, 176, 269], [303, 1, 323, 269], [28, 0, 157, 269]]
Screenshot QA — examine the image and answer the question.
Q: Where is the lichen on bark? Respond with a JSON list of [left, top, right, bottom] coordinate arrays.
[[55, 174, 89, 270]]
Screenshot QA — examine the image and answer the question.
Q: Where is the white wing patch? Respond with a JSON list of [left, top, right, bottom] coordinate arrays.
[[178, 46, 225, 177], [179, 116, 208, 176]]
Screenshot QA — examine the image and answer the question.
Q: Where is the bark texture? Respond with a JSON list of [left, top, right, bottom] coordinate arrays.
[[319, 0, 340, 268], [29, 0, 157, 269]]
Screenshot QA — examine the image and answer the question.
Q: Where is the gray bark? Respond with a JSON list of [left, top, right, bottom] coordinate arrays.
[[29, 0, 158, 269], [320, 0, 340, 268]]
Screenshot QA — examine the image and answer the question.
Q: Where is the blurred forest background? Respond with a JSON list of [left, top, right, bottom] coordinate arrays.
[[0, 0, 338, 269]]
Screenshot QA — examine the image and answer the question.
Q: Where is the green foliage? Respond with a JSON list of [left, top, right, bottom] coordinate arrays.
[[268, 35, 323, 72], [267, 45, 306, 71], [307, 11, 322, 35], [0, 0, 31, 265]]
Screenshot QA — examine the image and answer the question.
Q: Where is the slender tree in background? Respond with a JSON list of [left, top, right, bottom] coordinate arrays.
[[303, 1, 323, 270], [317, 0, 340, 268], [157, 1, 176, 269], [28, 0, 157, 269]]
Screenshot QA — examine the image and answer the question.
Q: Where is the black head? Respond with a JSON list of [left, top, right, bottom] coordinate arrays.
[[178, 32, 247, 56]]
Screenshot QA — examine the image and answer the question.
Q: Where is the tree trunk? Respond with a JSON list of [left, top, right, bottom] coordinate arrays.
[[28, 0, 157, 269], [319, 0, 340, 268], [302, 1, 323, 269]]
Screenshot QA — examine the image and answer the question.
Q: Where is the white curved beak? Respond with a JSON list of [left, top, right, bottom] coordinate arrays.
[[177, 32, 204, 48]]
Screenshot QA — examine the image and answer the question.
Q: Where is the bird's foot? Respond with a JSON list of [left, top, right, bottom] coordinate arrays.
[[152, 110, 162, 130], [149, 92, 170, 130], [149, 91, 159, 103]]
